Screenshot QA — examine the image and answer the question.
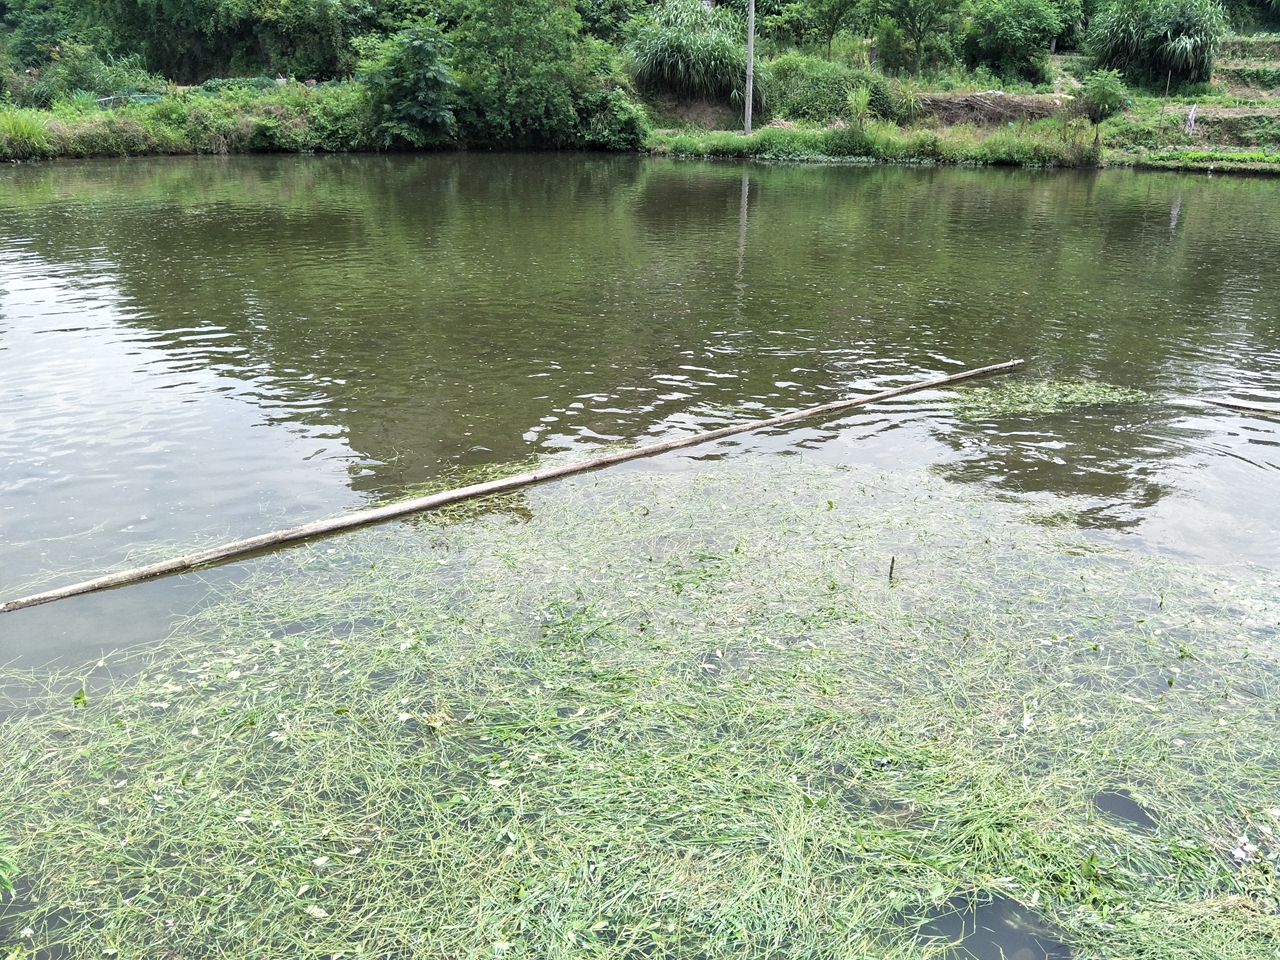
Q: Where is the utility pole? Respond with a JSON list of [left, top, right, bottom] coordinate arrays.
[[744, 0, 755, 135]]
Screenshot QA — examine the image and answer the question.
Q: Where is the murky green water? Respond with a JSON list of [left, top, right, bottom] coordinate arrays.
[[2, 154, 1279, 662]]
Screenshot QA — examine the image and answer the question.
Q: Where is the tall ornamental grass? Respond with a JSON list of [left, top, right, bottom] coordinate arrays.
[[1087, 0, 1228, 86], [626, 0, 763, 107]]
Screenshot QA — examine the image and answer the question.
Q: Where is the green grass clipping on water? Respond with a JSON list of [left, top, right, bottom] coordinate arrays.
[[0, 457, 1277, 959], [951, 380, 1153, 420]]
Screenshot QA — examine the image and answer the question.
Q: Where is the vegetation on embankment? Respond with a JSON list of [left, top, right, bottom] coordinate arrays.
[[4, 0, 1280, 171], [1, 456, 1278, 958], [650, 117, 1103, 167]]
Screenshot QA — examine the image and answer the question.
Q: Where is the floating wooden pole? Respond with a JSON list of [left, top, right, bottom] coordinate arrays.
[[1, 359, 1024, 615], [1201, 397, 1280, 416]]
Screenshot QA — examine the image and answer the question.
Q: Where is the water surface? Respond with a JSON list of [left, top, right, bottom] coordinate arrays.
[[2, 154, 1279, 661]]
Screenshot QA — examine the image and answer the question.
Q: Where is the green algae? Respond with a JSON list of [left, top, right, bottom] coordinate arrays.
[[951, 380, 1154, 421]]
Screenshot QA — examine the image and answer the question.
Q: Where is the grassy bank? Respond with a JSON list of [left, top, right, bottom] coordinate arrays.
[[650, 118, 1102, 168], [5, 54, 1280, 175], [0, 83, 372, 160], [1, 447, 1277, 958]]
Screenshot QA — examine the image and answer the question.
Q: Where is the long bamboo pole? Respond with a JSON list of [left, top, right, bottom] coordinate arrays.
[[1202, 397, 1280, 415], [1, 359, 1023, 615]]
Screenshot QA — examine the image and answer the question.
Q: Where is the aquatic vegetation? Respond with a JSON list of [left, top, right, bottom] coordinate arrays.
[[951, 379, 1153, 420], [1, 457, 1277, 957]]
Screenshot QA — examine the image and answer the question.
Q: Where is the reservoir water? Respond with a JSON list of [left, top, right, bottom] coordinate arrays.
[[3, 154, 1280, 663]]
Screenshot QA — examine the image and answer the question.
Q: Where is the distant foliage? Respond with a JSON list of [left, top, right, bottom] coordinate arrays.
[[575, 0, 648, 43], [871, 0, 962, 75], [1087, 0, 1228, 86], [963, 0, 1065, 82], [766, 52, 893, 122], [0, 0, 441, 81], [358, 21, 456, 147], [3, 40, 166, 107], [1081, 67, 1126, 120], [626, 0, 762, 107]]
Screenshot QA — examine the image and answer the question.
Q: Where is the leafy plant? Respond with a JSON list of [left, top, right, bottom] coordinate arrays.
[[1081, 67, 1126, 120], [448, 0, 584, 146], [450, 0, 646, 149], [894, 75, 922, 122], [574, 0, 648, 43], [1087, 0, 1228, 86], [847, 83, 873, 127], [357, 21, 456, 148], [805, 0, 864, 59], [963, 0, 1065, 82]]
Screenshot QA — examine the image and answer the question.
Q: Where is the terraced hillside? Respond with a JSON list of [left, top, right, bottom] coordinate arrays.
[[1099, 35, 1280, 173]]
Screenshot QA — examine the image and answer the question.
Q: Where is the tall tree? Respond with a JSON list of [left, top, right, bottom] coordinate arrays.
[[872, 0, 959, 74], [808, 0, 861, 58]]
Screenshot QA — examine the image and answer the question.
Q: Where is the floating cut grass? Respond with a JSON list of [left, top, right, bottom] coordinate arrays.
[[951, 379, 1153, 420], [0, 457, 1277, 958]]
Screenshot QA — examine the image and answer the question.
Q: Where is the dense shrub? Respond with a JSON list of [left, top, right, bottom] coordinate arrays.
[[2, 40, 166, 107], [626, 0, 763, 107], [448, 0, 584, 146], [574, 0, 648, 43], [1087, 0, 1228, 86], [577, 83, 650, 149], [873, 0, 961, 75], [450, 0, 647, 149], [358, 21, 456, 147], [765, 52, 893, 122], [962, 0, 1064, 82]]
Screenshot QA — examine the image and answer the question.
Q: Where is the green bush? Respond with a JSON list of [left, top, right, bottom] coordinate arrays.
[[200, 76, 278, 93], [450, 0, 647, 149], [449, 0, 583, 146], [577, 83, 650, 149], [358, 21, 456, 148], [1081, 67, 1126, 121], [575, 0, 648, 43], [765, 52, 893, 122], [625, 0, 763, 108], [963, 0, 1065, 82], [1087, 0, 1228, 86]]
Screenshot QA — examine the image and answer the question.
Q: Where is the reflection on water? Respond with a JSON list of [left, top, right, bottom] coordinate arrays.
[[2, 154, 1280, 661]]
